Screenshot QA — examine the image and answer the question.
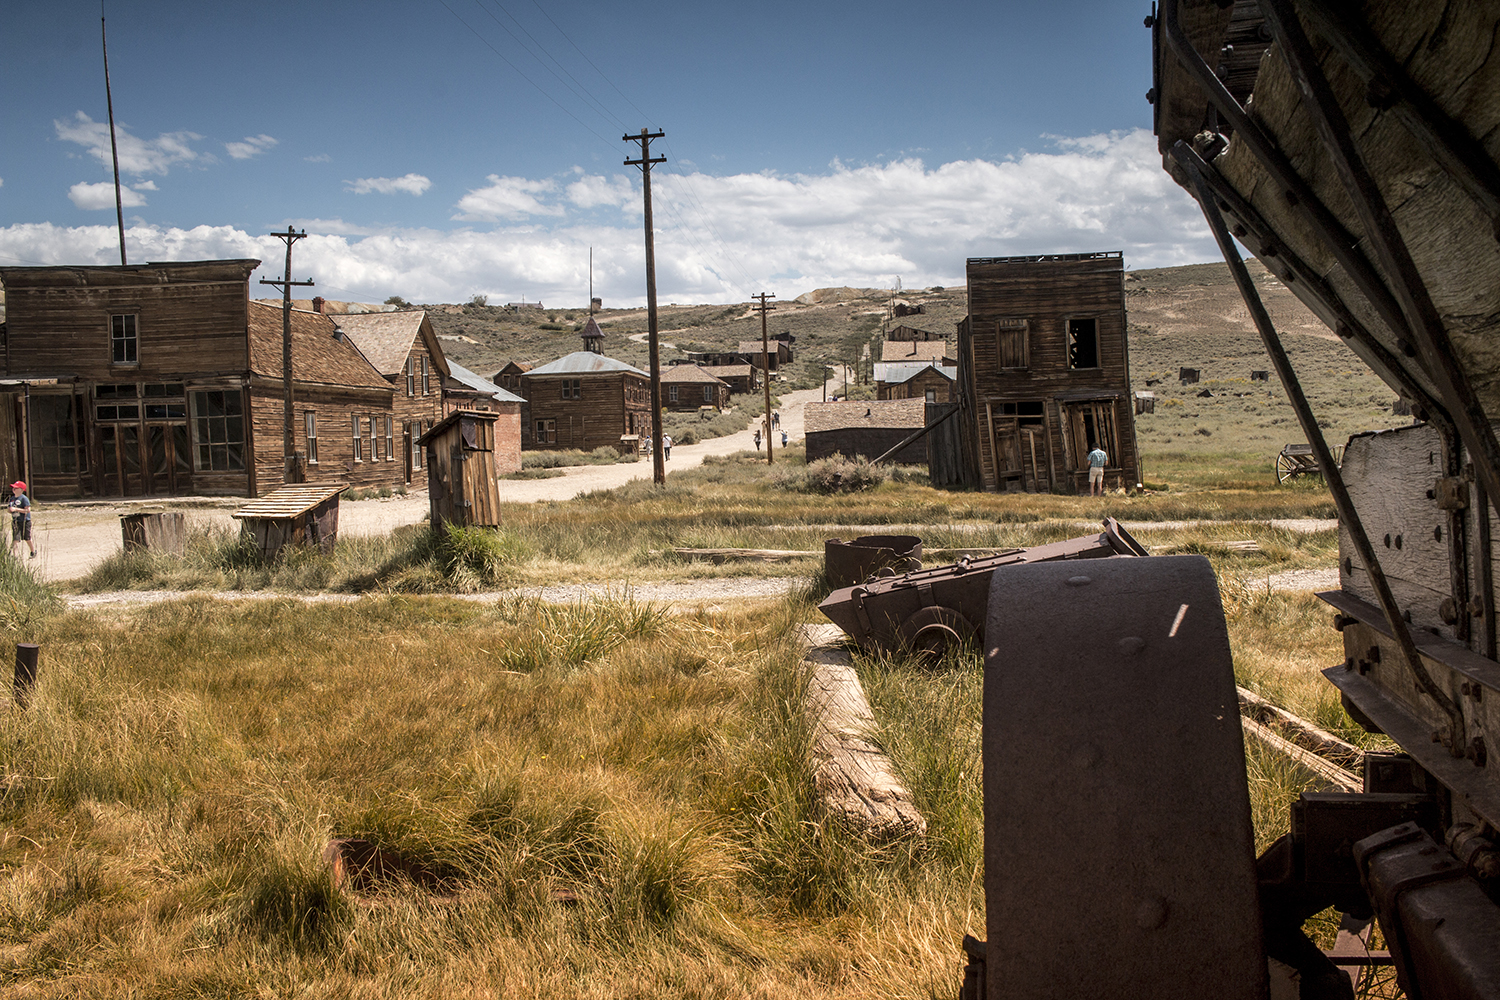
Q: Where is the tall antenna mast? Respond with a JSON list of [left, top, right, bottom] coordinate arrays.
[[589, 246, 594, 315], [101, 2, 127, 265]]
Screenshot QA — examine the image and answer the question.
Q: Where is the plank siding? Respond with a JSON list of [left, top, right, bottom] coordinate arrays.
[[523, 372, 651, 452], [959, 253, 1140, 493]]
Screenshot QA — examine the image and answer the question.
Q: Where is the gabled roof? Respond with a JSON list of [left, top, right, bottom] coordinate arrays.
[[495, 360, 534, 377], [447, 360, 524, 403], [333, 310, 451, 380], [880, 363, 957, 385], [879, 340, 951, 363], [526, 351, 647, 376], [660, 364, 729, 386], [247, 301, 391, 391], [702, 364, 754, 378], [738, 340, 786, 355], [804, 399, 927, 434]]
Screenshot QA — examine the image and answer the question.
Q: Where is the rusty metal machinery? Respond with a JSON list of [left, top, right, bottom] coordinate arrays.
[[818, 518, 1147, 659], [1142, 1, 1500, 996]]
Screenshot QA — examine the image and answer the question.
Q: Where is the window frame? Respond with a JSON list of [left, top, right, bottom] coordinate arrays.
[[352, 414, 363, 462], [420, 356, 429, 395], [110, 313, 140, 366], [1066, 317, 1101, 370], [304, 411, 319, 465], [406, 357, 415, 396], [190, 389, 246, 472], [384, 415, 394, 460]]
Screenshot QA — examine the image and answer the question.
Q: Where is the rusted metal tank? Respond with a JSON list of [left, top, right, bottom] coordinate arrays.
[[818, 518, 1147, 658], [823, 534, 923, 589]]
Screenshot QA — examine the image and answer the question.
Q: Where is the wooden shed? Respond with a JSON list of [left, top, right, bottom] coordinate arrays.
[[231, 483, 348, 559], [418, 410, 501, 529]]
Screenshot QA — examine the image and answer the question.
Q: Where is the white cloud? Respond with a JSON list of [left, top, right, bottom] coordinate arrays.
[[54, 112, 204, 175], [68, 182, 148, 210], [453, 175, 562, 220], [225, 134, 278, 160], [133, 180, 158, 191], [565, 173, 634, 210], [345, 173, 432, 196], [6, 131, 1215, 306]]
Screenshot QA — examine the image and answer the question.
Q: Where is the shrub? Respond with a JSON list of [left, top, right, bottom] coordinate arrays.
[[773, 457, 887, 494]]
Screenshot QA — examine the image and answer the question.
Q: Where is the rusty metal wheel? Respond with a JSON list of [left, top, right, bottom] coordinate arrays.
[[898, 605, 977, 661]]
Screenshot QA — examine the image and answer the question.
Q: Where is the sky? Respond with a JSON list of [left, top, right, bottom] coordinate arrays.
[[0, 0, 1216, 308]]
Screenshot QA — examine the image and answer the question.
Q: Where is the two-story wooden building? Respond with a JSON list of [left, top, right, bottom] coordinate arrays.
[[956, 252, 1140, 493], [520, 351, 651, 451], [331, 309, 449, 484], [0, 259, 479, 499]]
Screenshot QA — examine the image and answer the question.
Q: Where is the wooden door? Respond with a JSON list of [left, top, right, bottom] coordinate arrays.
[[98, 424, 144, 496], [145, 423, 192, 495]]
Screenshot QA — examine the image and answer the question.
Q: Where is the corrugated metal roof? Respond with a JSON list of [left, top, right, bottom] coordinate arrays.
[[447, 360, 524, 402], [804, 399, 926, 434], [875, 363, 956, 384], [526, 351, 647, 376]]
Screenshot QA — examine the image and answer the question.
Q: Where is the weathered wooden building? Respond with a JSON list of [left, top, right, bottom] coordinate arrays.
[[0, 259, 469, 499], [419, 410, 504, 529], [701, 363, 759, 395], [493, 361, 532, 394], [804, 399, 929, 465], [886, 325, 943, 342], [876, 363, 957, 403], [520, 351, 651, 451], [660, 363, 730, 411], [442, 362, 523, 475], [956, 252, 1140, 493]]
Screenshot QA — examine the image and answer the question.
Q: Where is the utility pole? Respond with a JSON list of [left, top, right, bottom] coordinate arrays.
[[101, 6, 126, 265], [752, 292, 776, 464], [259, 227, 313, 484], [624, 128, 666, 486]]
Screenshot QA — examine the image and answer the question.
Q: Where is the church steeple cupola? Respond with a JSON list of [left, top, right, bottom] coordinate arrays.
[[580, 316, 605, 354]]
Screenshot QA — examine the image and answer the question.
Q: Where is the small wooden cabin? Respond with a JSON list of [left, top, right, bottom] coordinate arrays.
[[956, 252, 1140, 493], [661, 364, 730, 411], [519, 351, 651, 450], [419, 410, 502, 529]]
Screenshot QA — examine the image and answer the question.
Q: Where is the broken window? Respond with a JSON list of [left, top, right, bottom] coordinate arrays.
[[1067, 318, 1099, 369], [30, 394, 80, 474], [995, 318, 1029, 369]]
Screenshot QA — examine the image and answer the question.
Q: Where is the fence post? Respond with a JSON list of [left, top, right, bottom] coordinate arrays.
[[14, 643, 39, 709]]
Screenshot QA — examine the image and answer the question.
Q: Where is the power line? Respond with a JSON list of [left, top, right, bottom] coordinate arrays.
[[527, 0, 656, 128]]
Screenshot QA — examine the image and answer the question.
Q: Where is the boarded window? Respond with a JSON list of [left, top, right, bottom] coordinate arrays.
[[1068, 318, 1099, 369], [1063, 399, 1120, 470], [111, 314, 138, 365], [995, 318, 1029, 369], [190, 390, 245, 471], [30, 394, 81, 474], [305, 411, 318, 464]]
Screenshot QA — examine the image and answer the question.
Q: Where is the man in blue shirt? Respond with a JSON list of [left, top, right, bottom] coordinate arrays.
[[1087, 447, 1108, 497], [8, 481, 35, 559]]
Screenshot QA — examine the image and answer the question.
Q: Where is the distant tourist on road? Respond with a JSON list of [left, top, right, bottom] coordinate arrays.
[[1087, 446, 1108, 497], [754, 428, 762, 451], [662, 434, 672, 460], [9, 481, 35, 559], [780, 429, 788, 447], [772, 411, 780, 429]]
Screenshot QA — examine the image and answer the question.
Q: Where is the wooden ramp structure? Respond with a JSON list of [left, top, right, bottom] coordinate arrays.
[[231, 483, 348, 559]]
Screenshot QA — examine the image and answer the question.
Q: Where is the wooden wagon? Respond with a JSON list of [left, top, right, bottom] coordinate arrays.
[[1275, 443, 1344, 484], [231, 483, 348, 559]]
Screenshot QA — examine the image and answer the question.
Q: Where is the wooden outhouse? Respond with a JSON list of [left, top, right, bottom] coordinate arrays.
[[418, 410, 502, 529], [231, 483, 348, 559]]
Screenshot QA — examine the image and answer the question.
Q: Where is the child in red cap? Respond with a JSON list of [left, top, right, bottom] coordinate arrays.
[[8, 481, 35, 559]]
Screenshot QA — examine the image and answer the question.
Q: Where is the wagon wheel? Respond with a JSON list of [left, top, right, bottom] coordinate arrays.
[[897, 606, 977, 662], [1275, 451, 1297, 484]]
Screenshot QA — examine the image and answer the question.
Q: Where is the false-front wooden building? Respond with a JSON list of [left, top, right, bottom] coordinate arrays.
[[519, 351, 651, 451], [0, 259, 473, 500], [956, 252, 1140, 493]]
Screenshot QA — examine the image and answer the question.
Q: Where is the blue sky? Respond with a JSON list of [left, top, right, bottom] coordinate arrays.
[[0, 0, 1213, 306]]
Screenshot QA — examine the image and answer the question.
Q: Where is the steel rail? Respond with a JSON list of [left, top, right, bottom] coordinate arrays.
[[1184, 154, 1467, 750]]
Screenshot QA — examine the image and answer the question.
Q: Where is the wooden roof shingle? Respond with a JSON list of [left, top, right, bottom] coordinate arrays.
[[334, 310, 450, 379], [804, 399, 926, 434], [878, 340, 951, 363], [247, 302, 392, 391]]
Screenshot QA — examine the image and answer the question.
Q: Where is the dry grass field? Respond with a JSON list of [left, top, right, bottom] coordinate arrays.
[[0, 260, 1412, 997]]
